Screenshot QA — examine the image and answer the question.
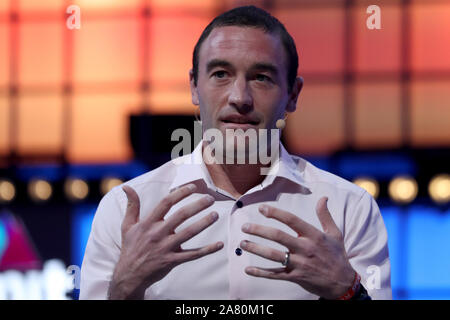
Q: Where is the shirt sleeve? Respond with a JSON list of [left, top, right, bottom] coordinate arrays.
[[344, 191, 392, 300], [79, 187, 124, 300]]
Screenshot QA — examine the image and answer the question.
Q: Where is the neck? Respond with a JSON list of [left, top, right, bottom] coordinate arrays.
[[202, 142, 272, 199]]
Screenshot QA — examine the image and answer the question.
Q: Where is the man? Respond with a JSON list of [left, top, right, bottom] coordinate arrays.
[[80, 6, 391, 300]]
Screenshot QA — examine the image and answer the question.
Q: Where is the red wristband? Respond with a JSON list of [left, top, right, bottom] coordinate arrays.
[[337, 272, 361, 300]]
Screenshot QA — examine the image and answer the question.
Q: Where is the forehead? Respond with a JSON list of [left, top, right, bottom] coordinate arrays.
[[198, 26, 287, 71]]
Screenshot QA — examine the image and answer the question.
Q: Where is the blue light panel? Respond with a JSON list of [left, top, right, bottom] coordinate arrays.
[[71, 205, 96, 268], [379, 206, 404, 299], [406, 205, 450, 299]]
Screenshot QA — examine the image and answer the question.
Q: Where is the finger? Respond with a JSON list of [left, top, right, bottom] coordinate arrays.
[[315, 197, 341, 239], [172, 241, 224, 265], [241, 223, 298, 251], [163, 194, 215, 232], [145, 184, 197, 225], [173, 211, 219, 245], [259, 205, 320, 238], [240, 240, 285, 264], [121, 186, 140, 234], [244, 266, 289, 280]]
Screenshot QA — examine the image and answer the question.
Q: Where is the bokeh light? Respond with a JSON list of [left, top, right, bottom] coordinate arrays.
[[353, 177, 380, 199], [0, 180, 16, 203], [428, 174, 450, 204], [388, 176, 418, 204], [100, 177, 123, 196], [28, 179, 53, 202], [65, 178, 89, 201]]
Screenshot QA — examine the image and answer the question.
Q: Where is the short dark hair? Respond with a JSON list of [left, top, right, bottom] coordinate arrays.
[[192, 5, 299, 93]]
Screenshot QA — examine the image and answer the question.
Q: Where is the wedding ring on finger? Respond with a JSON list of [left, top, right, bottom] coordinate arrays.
[[282, 251, 290, 267]]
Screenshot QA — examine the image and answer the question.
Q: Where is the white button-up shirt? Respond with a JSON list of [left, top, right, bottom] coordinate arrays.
[[80, 142, 392, 300]]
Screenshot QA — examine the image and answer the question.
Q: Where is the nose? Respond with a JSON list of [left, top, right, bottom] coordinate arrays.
[[228, 76, 253, 111]]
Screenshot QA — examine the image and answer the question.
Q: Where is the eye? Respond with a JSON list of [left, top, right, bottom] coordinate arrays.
[[212, 70, 227, 79], [255, 74, 271, 82]]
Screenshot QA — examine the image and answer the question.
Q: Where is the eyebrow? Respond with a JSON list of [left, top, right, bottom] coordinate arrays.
[[249, 63, 279, 76], [205, 59, 279, 77], [206, 59, 233, 73]]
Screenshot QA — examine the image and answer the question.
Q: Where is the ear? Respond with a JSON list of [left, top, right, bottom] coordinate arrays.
[[286, 76, 303, 113], [189, 69, 200, 106]]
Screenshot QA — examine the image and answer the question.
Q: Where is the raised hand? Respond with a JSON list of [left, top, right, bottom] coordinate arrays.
[[108, 184, 223, 299], [240, 197, 356, 299]]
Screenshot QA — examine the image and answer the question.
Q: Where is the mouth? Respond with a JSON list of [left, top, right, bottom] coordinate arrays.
[[220, 115, 260, 127]]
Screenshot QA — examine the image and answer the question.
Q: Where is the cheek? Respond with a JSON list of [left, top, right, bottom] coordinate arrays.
[[197, 89, 223, 126], [201, 81, 229, 100], [255, 91, 287, 123]]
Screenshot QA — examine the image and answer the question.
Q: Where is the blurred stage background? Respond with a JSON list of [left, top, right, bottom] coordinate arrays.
[[0, 0, 449, 299]]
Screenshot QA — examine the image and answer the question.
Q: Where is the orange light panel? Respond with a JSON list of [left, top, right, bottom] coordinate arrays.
[[69, 93, 140, 163], [0, 98, 8, 155], [353, 3, 401, 72], [0, 23, 8, 87], [411, 80, 450, 147], [17, 94, 63, 155], [18, 22, 63, 86], [354, 82, 402, 148], [149, 87, 195, 114], [150, 0, 216, 10], [19, 0, 64, 11], [74, 0, 141, 10], [411, 3, 450, 72], [285, 83, 345, 155], [73, 18, 140, 85], [148, 15, 211, 85], [0, 1, 9, 12], [275, 7, 345, 74]]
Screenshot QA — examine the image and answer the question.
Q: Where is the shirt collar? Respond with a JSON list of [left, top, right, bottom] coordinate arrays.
[[260, 143, 308, 189], [168, 142, 215, 192], [168, 141, 309, 192]]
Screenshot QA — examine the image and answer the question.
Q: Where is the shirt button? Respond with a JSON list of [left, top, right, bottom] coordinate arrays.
[[235, 248, 242, 256], [236, 200, 243, 208]]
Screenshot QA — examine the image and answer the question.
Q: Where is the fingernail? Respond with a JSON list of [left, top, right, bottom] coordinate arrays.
[[245, 267, 255, 274], [211, 212, 218, 220], [122, 187, 131, 200], [259, 205, 268, 216], [240, 240, 248, 248], [205, 195, 215, 203], [242, 223, 250, 232], [187, 184, 196, 191], [217, 242, 224, 249]]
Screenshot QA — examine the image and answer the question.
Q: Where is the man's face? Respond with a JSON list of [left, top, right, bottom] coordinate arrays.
[[190, 26, 301, 137]]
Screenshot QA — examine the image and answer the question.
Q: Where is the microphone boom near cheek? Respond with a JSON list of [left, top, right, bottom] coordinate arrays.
[[275, 118, 286, 130]]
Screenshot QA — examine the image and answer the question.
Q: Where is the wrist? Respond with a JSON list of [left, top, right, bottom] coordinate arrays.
[[336, 271, 361, 300], [108, 262, 147, 300], [108, 276, 147, 300]]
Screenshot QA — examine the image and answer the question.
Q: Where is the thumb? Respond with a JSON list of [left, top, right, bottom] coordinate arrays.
[[315, 197, 341, 239], [121, 185, 140, 234]]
